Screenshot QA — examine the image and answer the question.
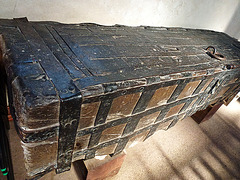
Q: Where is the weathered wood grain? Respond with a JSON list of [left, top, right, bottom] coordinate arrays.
[[0, 18, 240, 178]]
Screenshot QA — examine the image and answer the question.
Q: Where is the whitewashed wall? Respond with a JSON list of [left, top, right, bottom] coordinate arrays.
[[0, 0, 240, 39]]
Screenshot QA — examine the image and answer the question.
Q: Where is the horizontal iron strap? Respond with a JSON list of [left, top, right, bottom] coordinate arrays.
[[82, 74, 216, 103], [76, 93, 201, 137], [72, 112, 184, 159]]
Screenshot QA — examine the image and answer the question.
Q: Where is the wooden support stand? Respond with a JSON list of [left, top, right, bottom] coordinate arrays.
[[73, 153, 126, 180], [191, 103, 223, 124]]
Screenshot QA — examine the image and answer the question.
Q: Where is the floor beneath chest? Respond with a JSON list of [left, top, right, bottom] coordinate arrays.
[[4, 99, 240, 180]]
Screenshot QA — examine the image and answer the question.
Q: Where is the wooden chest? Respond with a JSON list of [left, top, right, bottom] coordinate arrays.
[[0, 18, 240, 178]]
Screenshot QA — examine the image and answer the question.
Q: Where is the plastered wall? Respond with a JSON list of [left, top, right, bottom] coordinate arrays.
[[0, 0, 240, 39]]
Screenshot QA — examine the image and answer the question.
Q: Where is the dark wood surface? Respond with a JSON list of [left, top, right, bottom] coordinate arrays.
[[1, 18, 240, 178], [1, 18, 240, 95]]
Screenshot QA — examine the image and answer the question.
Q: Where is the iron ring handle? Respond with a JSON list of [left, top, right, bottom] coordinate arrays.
[[206, 46, 216, 54], [212, 52, 226, 61], [205, 46, 226, 61]]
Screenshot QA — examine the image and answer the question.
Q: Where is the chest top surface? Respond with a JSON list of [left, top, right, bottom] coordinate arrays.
[[1, 18, 240, 100]]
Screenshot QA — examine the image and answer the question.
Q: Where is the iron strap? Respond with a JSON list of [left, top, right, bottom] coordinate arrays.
[[56, 95, 82, 173]]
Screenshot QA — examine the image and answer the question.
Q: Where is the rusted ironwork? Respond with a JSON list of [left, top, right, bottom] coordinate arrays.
[[205, 46, 226, 61], [0, 18, 240, 179]]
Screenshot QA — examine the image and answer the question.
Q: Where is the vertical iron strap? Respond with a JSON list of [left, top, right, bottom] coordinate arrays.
[[12, 18, 82, 174], [56, 95, 82, 173]]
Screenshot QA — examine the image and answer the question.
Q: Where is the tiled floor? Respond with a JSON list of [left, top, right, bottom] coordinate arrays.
[[5, 99, 240, 179]]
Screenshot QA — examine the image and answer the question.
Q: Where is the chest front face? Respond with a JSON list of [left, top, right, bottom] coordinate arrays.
[[1, 19, 240, 178], [73, 69, 240, 161]]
